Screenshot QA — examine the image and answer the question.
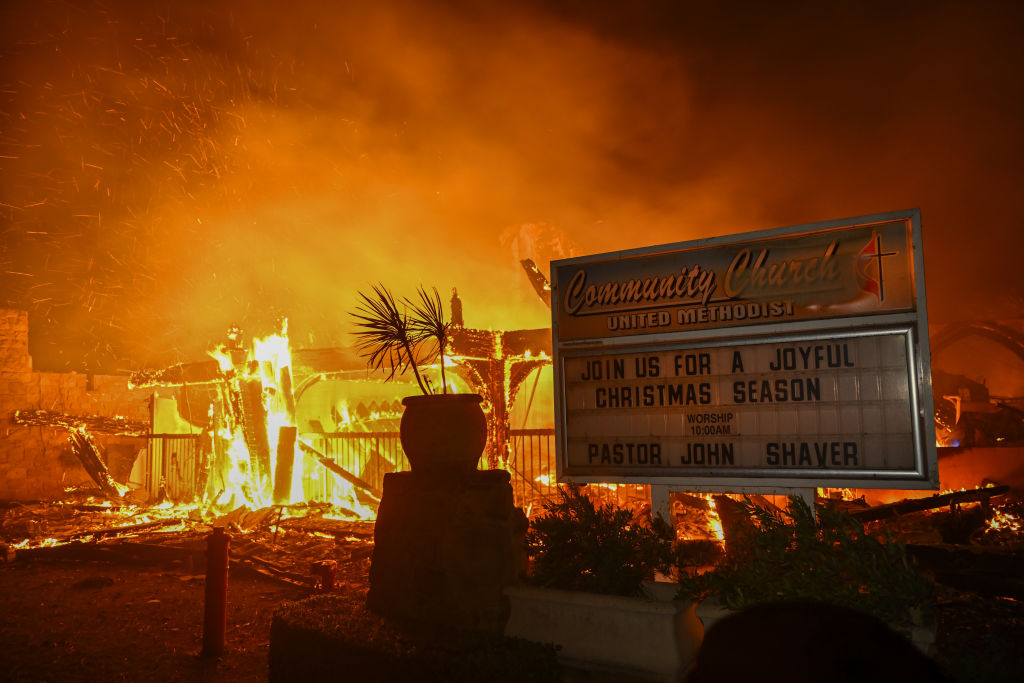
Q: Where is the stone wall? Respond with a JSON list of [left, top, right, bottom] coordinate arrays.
[[0, 309, 152, 501]]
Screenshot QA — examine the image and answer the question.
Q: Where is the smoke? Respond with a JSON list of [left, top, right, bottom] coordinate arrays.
[[2, 0, 1022, 371]]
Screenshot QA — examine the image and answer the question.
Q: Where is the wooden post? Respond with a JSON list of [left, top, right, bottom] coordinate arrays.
[[280, 367, 297, 424], [202, 527, 230, 657], [239, 378, 272, 489], [273, 426, 298, 505]]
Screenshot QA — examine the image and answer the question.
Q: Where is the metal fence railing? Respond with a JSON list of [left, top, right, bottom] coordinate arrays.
[[306, 432, 409, 501], [139, 434, 203, 503], [308, 429, 562, 511], [507, 429, 558, 514], [138, 428, 648, 514]]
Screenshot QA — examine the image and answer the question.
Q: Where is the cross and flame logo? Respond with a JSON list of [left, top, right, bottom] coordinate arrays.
[[856, 230, 897, 301]]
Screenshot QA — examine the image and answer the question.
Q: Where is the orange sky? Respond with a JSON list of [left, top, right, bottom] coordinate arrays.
[[2, 0, 1022, 371]]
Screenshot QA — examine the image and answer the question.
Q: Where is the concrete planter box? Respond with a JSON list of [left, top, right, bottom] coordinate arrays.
[[504, 582, 703, 681]]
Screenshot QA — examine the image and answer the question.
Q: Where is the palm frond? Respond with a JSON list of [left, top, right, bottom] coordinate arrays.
[[349, 284, 428, 393], [404, 285, 451, 393]]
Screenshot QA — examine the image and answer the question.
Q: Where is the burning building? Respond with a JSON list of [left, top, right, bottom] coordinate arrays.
[[0, 294, 560, 514]]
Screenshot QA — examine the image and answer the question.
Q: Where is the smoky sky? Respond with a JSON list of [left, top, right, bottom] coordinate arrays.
[[1, 0, 1022, 372]]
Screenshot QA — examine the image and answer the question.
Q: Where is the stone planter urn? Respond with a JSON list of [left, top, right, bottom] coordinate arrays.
[[504, 581, 703, 681], [369, 392, 523, 633], [399, 393, 487, 476]]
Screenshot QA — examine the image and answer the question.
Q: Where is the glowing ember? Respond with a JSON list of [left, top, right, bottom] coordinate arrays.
[[988, 508, 1022, 534], [817, 487, 859, 501]]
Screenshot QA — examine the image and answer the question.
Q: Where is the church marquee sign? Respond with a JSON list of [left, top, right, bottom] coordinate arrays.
[[550, 209, 938, 490]]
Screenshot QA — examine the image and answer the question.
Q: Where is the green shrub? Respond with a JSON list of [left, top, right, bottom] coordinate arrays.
[[526, 484, 675, 597], [676, 495, 934, 628]]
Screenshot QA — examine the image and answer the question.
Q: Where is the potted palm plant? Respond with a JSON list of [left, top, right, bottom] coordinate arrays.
[[504, 485, 704, 681], [349, 284, 487, 476]]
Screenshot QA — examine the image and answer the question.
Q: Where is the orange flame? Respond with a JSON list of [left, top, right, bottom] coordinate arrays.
[[988, 508, 1022, 533], [706, 497, 725, 543]]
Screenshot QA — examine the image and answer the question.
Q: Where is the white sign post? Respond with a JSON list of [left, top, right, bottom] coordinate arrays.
[[550, 210, 938, 509]]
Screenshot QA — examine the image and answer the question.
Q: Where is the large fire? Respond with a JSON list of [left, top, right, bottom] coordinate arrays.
[[170, 321, 391, 520], [203, 321, 370, 515], [5, 301, 1023, 563]]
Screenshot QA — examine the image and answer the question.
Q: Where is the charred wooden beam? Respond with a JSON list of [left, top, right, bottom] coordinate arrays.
[[675, 492, 712, 511], [449, 327, 552, 359], [14, 410, 148, 437], [851, 486, 1010, 522], [712, 495, 756, 558], [450, 328, 499, 358], [230, 556, 311, 588], [212, 505, 284, 532], [277, 517, 375, 539], [60, 518, 183, 543], [129, 360, 224, 388], [67, 428, 123, 499], [499, 328, 552, 357], [238, 377, 272, 489], [297, 440, 382, 501], [520, 259, 551, 308]]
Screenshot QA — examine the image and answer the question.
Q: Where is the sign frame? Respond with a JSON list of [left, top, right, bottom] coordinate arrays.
[[550, 209, 938, 491]]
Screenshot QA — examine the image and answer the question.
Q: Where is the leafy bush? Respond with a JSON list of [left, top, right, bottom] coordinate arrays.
[[676, 495, 935, 628], [526, 484, 675, 597]]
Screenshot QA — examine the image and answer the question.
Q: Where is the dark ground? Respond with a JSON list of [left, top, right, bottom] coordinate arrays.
[[2, 497, 1024, 683], [2, 553, 1024, 683], [0, 555, 311, 682]]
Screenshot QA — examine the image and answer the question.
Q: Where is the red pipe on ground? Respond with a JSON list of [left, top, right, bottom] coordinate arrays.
[[202, 526, 230, 657]]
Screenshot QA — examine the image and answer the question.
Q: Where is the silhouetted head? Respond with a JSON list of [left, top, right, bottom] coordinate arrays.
[[688, 601, 951, 683]]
